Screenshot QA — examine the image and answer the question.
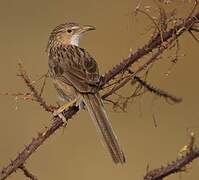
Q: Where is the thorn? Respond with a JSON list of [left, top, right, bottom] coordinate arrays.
[[1, 167, 6, 173], [24, 144, 28, 149], [10, 159, 14, 165], [37, 132, 42, 136]]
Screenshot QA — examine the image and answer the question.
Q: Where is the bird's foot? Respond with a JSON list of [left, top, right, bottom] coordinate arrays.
[[53, 98, 77, 117], [53, 98, 77, 125]]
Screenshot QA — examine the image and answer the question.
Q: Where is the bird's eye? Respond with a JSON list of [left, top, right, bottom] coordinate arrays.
[[67, 29, 72, 33]]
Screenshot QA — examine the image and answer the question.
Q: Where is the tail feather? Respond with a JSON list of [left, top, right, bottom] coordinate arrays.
[[82, 93, 126, 164]]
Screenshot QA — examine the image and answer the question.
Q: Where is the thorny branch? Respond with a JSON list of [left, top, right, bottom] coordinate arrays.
[[144, 133, 199, 180], [1, 4, 199, 180], [133, 75, 182, 103], [102, 13, 199, 84], [101, 37, 176, 102], [17, 64, 55, 113]]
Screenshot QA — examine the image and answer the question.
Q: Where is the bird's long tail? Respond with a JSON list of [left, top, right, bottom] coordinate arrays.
[[82, 93, 126, 164]]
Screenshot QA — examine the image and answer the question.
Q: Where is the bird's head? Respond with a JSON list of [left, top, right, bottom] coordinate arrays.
[[47, 22, 95, 50]]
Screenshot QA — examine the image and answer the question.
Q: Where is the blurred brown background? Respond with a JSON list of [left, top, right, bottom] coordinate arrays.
[[0, 0, 199, 179]]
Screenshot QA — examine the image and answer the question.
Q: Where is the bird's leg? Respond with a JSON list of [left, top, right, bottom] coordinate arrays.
[[53, 98, 77, 121]]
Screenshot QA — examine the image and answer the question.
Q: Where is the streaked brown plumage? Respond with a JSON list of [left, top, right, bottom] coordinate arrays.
[[47, 22, 126, 164]]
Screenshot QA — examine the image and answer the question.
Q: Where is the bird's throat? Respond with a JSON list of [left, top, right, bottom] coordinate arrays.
[[70, 34, 80, 46]]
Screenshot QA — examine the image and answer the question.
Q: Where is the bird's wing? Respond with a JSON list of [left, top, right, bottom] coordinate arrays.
[[48, 45, 100, 93]]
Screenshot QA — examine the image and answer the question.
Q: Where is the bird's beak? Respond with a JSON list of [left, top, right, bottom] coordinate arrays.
[[81, 25, 96, 33]]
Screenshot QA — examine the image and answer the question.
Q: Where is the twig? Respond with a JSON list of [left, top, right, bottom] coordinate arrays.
[[144, 147, 199, 180], [18, 63, 55, 113], [188, 0, 199, 18], [39, 71, 49, 96], [19, 165, 38, 180], [103, 98, 125, 111], [135, 8, 165, 43], [188, 29, 199, 44], [144, 136, 199, 180], [0, 92, 33, 100], [133, 76, 182, 103]]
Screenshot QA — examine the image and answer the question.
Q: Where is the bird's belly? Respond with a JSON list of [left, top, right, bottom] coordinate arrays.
[[53, 78, 78, 102]]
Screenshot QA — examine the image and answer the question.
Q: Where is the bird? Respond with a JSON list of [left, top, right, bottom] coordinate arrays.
[[46, 22, 126, 164]]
